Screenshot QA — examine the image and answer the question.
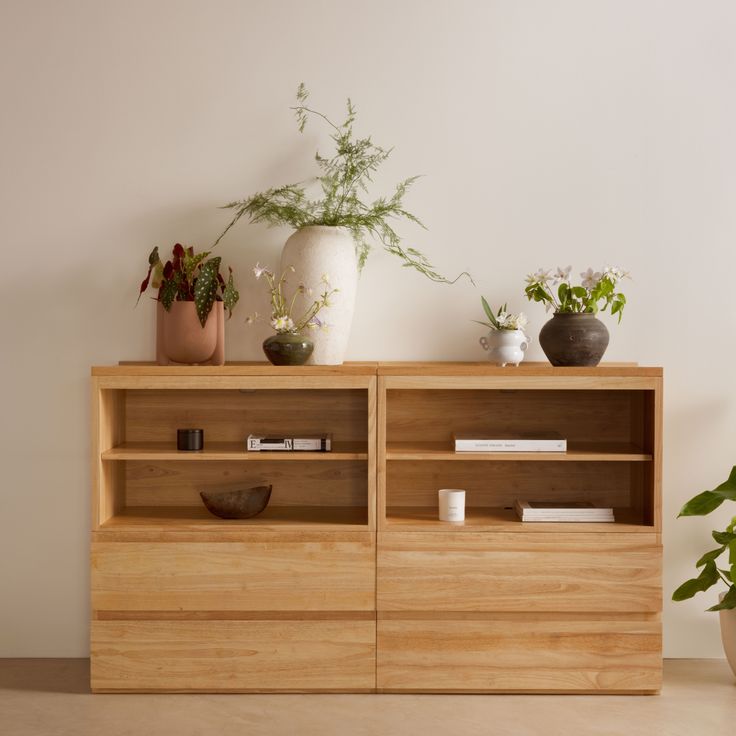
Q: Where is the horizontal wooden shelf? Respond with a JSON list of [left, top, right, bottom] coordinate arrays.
[[102, 441, 368, 461], [100, 505, 369, 531], [385, 442, 651, 462], [384, 507, 652, 533]]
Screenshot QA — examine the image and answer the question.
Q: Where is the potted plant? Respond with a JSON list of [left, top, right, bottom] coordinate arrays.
[[248, 263, 337, 366], [214, 84, 469, 365], [673, 467, 736, 676], [138, 244, 239, 365], [524, 265, 629, 366], [475, 297, 530, 366]]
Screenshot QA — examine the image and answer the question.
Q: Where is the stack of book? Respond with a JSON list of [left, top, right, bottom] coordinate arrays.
[[453, 433, 566, 453], [246, 434, 332, 452], [514, 500, 615, 523]]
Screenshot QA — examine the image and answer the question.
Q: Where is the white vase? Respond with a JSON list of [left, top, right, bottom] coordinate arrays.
[[479, 329, 530, 366], [280, 226, 358, 365], [719, 593, 736, 677]]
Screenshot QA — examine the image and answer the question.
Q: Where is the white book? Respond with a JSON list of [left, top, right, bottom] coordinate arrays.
[[514, 500, 614, 523], [454, 433, 566, 453]]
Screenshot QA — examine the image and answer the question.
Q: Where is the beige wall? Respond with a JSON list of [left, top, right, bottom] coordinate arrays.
[[1, 0, 735, 657]]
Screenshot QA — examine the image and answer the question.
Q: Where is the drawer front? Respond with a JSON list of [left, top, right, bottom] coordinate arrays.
[[92, 533, 375, 611], [377, 616, 662, 692], [378, 532, 661, 613], [92, 619, 376, 691]]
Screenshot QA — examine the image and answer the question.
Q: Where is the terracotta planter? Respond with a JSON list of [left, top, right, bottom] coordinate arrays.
[[720, 593, 736, 677], [538, 312, 609, 367], [156, 301, 224, 366]]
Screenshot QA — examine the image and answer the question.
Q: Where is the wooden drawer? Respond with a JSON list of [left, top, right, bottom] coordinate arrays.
[[92, 532, 375, 611], [377, 532, 661, 613], [377, 615, 662, 692], [92, 619, 376, 691]]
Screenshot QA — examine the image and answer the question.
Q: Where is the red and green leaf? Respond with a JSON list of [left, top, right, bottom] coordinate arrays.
[[193, 257, 221, 326]]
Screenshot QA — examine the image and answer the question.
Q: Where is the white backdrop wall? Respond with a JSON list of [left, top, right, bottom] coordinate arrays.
[[1, 0, 735, 657]]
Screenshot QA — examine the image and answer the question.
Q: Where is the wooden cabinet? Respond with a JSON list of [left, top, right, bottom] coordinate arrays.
[[91, 362, 663, 693], [90, 364, 378, 693]]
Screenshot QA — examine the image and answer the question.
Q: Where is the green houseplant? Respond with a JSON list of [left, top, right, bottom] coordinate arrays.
[[214, 84, 469, 365], [249, 263, 337, 366], [138, 243, 239, 365], [673, 467, 736, 675], [476, 298, 530, 366], [524, 265, 629, 367]]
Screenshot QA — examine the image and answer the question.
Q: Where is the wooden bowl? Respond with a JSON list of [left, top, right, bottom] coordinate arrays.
[[199, 485, 272, 520]]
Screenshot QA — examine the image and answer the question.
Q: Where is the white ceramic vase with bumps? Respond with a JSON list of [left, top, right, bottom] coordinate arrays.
[[280, 226, 358, 365], [479, 329, 530, 367]]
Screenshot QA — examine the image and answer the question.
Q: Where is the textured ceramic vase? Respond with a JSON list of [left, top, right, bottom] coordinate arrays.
[[262, 333, 314, 366], [720, 593, 736, 677], [479, 329, 530, 367], [156, 301, 224, 366], [538, 312, 609, 367], [280, 226, 358, 365]]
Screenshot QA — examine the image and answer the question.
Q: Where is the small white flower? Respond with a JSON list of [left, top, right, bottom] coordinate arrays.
[[253, 263, 269, 280], [496, 312, 511, 328], [271, 315, 295, 332], [513, 313, 529, 330], [603, 265, 630, 281], [553, 265, 572, 283], [245, 312, 259, 325], [321, 273, 330, 284], [580, 267, 602, 290]]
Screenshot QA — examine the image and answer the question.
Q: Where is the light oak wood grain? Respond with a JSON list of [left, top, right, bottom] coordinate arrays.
[[384, 459, 637, 509], [123, 458, 367, 508], [95, 361, 378, 376], [91, 620, 376, 691], [377, 617, 662, 692], [125, 388, 368, 443], [376, 362, 661, 377], [377, 532, 661, 613], [92, 534, 375, 611], [100, 505, 369, 531]]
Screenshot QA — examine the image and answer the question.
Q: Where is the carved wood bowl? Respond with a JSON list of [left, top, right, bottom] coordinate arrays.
[[199, 485, 272, 520]]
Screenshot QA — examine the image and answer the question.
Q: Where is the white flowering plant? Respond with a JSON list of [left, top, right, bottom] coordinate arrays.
[[476, 297, 528, 331], [249, 264, 337, 334], [524, 266, 629, 322]]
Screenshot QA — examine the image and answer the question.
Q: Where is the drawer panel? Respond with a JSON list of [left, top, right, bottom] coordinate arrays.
[[377, 532, 661, 612], [92, 532, 375, 611], [377, 616, 662, 692], [92, 619, 376, 691]]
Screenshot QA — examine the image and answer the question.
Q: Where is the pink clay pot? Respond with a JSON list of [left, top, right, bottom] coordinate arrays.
[[156, 301, 224, 366]]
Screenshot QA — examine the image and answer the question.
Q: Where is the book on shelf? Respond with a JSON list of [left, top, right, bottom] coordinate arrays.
[[514, 500, 615, 523], [246, 434, 332, 452], [453, 432, 566, 453]]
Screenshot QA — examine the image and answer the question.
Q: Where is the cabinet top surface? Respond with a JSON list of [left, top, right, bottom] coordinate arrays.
[[91, 361, 662, 377]]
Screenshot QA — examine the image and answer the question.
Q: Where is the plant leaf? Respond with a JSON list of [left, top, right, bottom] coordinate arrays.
[[696, 546, 726, 567], [672, 560, 720, 601], [706, 585, 736, 611], [678, 490, 726, 516], [136, 246, 160, 305], [222, 268, 239, 318], [713, 530, 736, 545], [159, 276, 178, 311], [193, 257, 221, 327]]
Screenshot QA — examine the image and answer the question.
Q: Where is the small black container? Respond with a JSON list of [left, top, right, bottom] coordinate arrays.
[[177, 428, 204, 451]]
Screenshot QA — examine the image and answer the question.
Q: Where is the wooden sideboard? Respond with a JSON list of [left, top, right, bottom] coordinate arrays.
[[90, 362, 662, 693]]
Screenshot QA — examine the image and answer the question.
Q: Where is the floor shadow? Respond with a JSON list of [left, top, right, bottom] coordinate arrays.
[[0, 659, 90, 694]]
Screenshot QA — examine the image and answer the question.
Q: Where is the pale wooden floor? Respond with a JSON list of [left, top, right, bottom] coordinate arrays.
[[0, 659, 733, 736]]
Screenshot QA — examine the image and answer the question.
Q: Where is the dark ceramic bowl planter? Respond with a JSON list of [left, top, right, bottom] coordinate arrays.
[[263, 332, 314, 366], [538, 313, 609, 367]]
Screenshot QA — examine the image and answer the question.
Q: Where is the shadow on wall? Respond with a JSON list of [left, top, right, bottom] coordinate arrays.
[[0, 659, 90, 695]]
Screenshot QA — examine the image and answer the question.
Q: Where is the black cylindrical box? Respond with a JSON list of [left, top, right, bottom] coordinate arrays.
[[177, 428, 204, 451]]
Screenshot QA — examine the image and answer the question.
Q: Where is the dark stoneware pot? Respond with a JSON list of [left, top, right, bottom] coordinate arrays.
[[200, 485, 272, 519], [262, 332, 314, 366], [538, 313, 609, 367]]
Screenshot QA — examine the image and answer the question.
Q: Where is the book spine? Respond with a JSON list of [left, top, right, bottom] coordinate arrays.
[[455, 439, 567, 452]]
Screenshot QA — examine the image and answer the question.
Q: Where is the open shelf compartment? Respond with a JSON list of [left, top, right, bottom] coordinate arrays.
[[93, 384, 374, 531]]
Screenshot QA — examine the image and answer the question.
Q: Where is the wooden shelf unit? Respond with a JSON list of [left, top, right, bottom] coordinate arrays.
[[376, 364, 663, 693], [90, 362, 662, 694]]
